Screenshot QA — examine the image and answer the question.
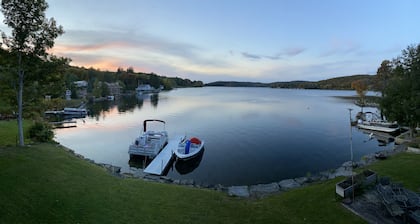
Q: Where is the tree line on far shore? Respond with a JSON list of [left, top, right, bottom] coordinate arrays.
[[206, 74, 376, 90]]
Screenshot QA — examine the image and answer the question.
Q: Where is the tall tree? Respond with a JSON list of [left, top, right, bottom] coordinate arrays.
[[381, 44, 420, 135], [375, 60, 393, 97], [351, 79, 368, 111], [1, 0, 64, 146]]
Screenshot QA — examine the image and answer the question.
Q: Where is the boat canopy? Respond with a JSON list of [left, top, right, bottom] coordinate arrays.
[[143, 119, 166, 132]]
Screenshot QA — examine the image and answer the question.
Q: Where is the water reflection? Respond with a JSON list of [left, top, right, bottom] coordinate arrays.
[[136, 93, 159, 108], [55, 88, 396, 186], [150, 94, 159, 107], [86, 93, 161, 119], [128, 155, 174, 176], [128, 156, 153, 169], [117, 96, 138, 113], [174, 148, 205, 175]]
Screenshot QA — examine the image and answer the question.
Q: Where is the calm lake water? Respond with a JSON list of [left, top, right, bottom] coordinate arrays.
[[55, 87, 393, 186]]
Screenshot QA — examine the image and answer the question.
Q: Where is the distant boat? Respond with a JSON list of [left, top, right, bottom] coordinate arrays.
[[128, 119, 168, 158], [136, 84, 162, 95], [45, 107, 87, 117], [174, 137, 204, 160], [63, 107, 88, 116]]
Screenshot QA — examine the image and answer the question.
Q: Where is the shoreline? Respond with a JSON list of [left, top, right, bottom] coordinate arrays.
[[58, 142, 408, 199]]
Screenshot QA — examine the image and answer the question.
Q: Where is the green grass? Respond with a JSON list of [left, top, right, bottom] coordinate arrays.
[[367, 152, 420, 191], [1, 120, 419, 223], [0, 144, 365, 224], [0, 120, 32, 146]]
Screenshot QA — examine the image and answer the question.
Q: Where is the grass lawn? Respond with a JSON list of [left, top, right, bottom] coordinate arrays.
[[0, 120, 419, 223], [0, 144, 365, 224], [367, 152, 420, 191], [0, 120, 32, 146]]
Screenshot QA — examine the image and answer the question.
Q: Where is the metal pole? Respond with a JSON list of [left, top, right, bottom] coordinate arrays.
[[348, 108, 353, 164], [348, 108, 354, 203]]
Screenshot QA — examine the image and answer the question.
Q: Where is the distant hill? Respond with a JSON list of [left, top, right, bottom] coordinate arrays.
[[315, 74, 375, 90], [205, 81, 268, 87], [206, 74, 376, 90]]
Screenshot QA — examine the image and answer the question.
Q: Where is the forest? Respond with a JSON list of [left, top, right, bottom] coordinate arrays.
[[206, 74, 377, 90]]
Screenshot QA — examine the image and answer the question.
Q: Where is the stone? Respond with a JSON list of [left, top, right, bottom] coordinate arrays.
[[215, 184, 226, 192], [333, 166, 353, 178], [180, 179, 194, 186], [144, 175, 160, 181], [173, 179, 181, 185], [249, 183, 280, 197], [341, 161, 353, 168], [85, 158, 95, 163], [198, 183, 212, 189], [307, 174, 322, 183], [122, 173, 133, 178], [278, 179, 300, 190], [319, 171, 332, 179], [132, 171, 146, 179], [328, 173, 337, 180], [294, 176, 309, 185], [106, 165, 121, 174], [159, 176, 172, 181], [228, 186, 250, 198]]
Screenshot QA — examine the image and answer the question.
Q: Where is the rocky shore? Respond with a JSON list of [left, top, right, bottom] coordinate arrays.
[[60, 143, 407, 199]]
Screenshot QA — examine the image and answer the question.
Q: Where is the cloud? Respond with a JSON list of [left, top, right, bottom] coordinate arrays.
[[285, 47, 306, 56], [55, 29, 201, 59], [241, 47, 306, 61], [242, 52, 262, 60], [50, 28, 234, 75], [265, 54, 282, 60]]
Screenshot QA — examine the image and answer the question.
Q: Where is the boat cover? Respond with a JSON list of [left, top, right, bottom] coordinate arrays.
[[190, 137, 201, 144]]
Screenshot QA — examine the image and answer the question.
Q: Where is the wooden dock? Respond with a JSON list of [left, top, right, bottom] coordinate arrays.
[[144, 135, 184, 175]]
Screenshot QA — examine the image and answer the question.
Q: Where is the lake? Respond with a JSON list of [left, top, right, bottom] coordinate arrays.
[[55, 87, 393, 186]]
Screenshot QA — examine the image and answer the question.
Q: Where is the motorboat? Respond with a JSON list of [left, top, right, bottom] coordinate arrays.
[[357, 120, 400, 133], [135, 84, 161, 95], [174, 137, 204, 160], [356, 112, 400, 134], [45, 107, 87, 119], [63, 107, 87, 116], [128, 119, 168, 158]]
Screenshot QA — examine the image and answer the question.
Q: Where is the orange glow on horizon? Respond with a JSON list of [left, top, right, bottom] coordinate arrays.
[[49, 47, 152, 73]]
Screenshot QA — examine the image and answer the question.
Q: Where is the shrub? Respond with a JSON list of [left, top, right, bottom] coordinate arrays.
[[28, 121, 54, 142]]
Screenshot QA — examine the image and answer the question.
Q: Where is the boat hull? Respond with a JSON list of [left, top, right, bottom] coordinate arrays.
[[357, 124, 399, 133], [174, 141, 204, 160]]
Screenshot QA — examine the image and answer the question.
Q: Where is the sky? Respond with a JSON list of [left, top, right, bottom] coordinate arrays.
[[1, 0, 420, 83]]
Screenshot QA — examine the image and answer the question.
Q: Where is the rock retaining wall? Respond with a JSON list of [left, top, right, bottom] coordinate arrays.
[[58, 143, 407, 199]]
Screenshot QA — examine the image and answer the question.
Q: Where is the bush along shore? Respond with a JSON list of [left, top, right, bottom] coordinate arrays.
[[61, 143, 408, 199]]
